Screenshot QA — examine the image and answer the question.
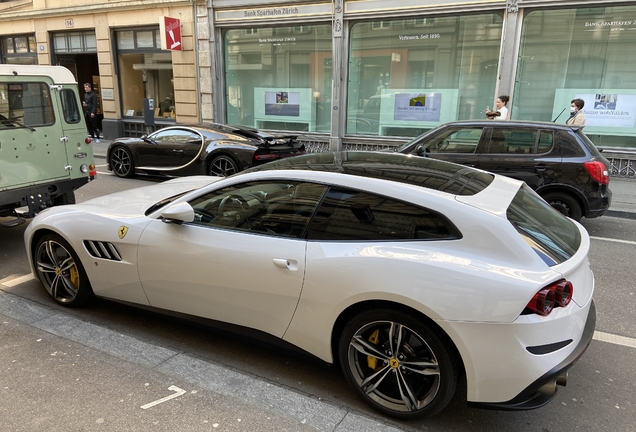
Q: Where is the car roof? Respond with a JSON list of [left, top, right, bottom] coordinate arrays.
[[440, 119, 582, 131], [244, 151, 494, 196]]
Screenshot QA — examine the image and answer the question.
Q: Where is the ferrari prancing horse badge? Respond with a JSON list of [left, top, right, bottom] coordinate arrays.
[[118, 226, 129, 239]]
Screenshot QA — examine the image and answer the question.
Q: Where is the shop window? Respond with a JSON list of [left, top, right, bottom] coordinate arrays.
[[347, 14, 503, 137], [514, 6, 636, 148], [224, 23, 332, 133], [116, 29, 174, 119], [1, 35, 37, 65]]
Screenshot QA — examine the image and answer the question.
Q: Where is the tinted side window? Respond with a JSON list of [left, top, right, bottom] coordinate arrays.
[[153, 129, 194, 144], [0, 82, 54, 127], [306, 187, 459, 241], [188, 181, 326, 238], [423, 127, 483, 154], [485, 129, 554, 154]]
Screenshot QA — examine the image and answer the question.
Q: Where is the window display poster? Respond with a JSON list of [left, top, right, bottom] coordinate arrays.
[[265, 91, 300, 117], [575, 93, 636, 128], [393, 92, 442, 122]]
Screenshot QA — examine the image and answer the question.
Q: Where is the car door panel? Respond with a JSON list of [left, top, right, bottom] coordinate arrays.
[[137, 221, 306, 338], [477, 128, 561, 190]]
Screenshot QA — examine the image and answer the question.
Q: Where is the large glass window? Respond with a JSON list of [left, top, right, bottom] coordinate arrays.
[[1, 35, 37, 65], [515, 6, 636, 148], [224, 24, 332, 133], [348, 14, 503, 137], [116, 29, 174, 119]]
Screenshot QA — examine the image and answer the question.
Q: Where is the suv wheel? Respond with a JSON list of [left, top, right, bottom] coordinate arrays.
[[543, 192, 583, 221]]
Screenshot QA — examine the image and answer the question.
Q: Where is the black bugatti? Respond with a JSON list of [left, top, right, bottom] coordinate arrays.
[[107, 124, 305, 178]]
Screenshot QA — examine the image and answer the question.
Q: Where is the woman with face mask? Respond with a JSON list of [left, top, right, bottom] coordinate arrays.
[[567, 98, 586, 128]]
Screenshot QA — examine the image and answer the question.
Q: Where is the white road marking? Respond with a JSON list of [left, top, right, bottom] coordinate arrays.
[[590, 236, 636, 246], [140, 385, 186, 409], [593, 331, 636, 349], [1, 273, 35, 287]]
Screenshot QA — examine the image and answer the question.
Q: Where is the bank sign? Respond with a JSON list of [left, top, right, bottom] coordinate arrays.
[[160, 16, 182, 51]]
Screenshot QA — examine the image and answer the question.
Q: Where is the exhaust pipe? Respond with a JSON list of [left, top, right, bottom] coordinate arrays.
[[537, 379, 558, 397], [556, 371, 568, 387]]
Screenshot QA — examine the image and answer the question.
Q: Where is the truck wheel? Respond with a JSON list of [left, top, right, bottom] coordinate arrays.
[[53, 191, 76, 206]]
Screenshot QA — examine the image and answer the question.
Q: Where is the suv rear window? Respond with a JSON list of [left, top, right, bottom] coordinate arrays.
[[506, 185, 581, 266]]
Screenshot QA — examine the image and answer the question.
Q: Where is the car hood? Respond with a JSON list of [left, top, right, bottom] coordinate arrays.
[[77, 176, 220, 217]]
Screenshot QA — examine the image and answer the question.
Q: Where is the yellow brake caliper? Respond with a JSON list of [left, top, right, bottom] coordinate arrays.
[[367, 329, 380, 369], [69, 265, 79, 288]]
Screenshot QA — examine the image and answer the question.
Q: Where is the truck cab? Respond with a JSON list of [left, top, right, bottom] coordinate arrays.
[[0, 65, 96, 226]]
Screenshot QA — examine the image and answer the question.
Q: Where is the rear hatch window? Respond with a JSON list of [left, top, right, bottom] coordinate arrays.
[[506, 185, 581, 266], [576, 130, 609, 162]]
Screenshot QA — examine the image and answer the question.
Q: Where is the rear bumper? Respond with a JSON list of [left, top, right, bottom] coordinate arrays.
[[468, 300, 596, 411], [585, 186, 612, 218]]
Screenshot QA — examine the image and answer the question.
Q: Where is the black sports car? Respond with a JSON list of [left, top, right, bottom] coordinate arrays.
[[107, 124, 305, 178]]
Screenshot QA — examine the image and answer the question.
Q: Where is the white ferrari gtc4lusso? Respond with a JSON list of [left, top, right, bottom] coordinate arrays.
[[24, 151, 595, 420]]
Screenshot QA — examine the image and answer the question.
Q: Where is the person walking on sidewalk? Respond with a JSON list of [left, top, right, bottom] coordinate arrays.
[[83, 83, 100, 142]]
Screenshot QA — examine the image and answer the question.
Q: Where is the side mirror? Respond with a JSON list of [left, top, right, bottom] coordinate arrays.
[[415, 145, 425, 157], [160, 202, 195, 224]]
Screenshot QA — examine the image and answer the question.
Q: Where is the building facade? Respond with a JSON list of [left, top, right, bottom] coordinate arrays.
[[1, 0, 636, 176], [0, 0, 200, 138]]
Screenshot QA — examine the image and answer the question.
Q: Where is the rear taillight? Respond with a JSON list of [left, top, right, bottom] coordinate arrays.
[[253, 153, 281, 161], [85, 137, 92, 144], [524, 279, 574, 316], [583, 160, 609, 185]]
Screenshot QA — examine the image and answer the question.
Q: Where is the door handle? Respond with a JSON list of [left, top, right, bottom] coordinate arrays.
[[273, 258, 298, 271], [535, 165, 547, 173], [173, 149, 184, 153]]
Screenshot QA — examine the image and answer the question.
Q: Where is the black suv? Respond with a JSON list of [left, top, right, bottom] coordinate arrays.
[[397, 120, 611, 221]]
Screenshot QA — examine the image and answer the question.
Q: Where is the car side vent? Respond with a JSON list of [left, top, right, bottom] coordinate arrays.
[[83, 240, 123, 261]]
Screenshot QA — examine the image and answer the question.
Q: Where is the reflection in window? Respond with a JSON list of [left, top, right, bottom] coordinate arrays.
[[347, 14, 503, 137], [0, 82, 54, 128], [422, 127, 483, 154], [60, 89, 81, 123], [189, 181, 327, 238], [307, 188, 457, 241], [224, 24, 333, 133], [515, 6, 636, 148]]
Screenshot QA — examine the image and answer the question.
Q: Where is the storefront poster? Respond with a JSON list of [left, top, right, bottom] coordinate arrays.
[[393, 92, 442, 122], [264, 91, 300, 116], [575, 93, 636, 128]]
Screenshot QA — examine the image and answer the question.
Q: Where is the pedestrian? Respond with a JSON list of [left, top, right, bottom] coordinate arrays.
[[486, 95, 510, 120], [83, 83, 100, 142], [567, 98, 586, 128]]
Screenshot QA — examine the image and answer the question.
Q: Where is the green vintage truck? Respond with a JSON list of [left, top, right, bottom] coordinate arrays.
[[0, 65, 96, 227]]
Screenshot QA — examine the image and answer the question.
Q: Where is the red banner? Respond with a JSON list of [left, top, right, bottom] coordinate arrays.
[[160, 16, 182, 51]]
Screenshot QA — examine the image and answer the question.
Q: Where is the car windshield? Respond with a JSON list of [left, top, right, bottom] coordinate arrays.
[[506, 185, 581, 266]]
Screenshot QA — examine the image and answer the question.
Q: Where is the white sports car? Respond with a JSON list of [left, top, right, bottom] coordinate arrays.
[[24, 151, 595, 420]]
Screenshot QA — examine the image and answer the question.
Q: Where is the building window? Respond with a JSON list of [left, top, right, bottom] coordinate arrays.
[[52, 31, 97, 53], [347, 14, 503, 137], [1, 35, 37, 65], [116, 29, 174, 119], [224, 23, 332, 133], [515, 6, 636, 148]]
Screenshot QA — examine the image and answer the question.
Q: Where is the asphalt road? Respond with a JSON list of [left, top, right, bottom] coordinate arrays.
[[1, 168, 635, 431]]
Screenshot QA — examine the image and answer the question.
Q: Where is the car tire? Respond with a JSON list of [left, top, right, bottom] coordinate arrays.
[[209, 154, 239, 177], [53, 191, 76, 206], [542, 192, 583, 221], [33, 234, 94, 307], [338, 309, 459, 420], [109, 146, 135, 178]]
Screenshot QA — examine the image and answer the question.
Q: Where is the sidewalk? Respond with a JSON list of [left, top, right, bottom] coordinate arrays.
[[89, 138, 635, 217]]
